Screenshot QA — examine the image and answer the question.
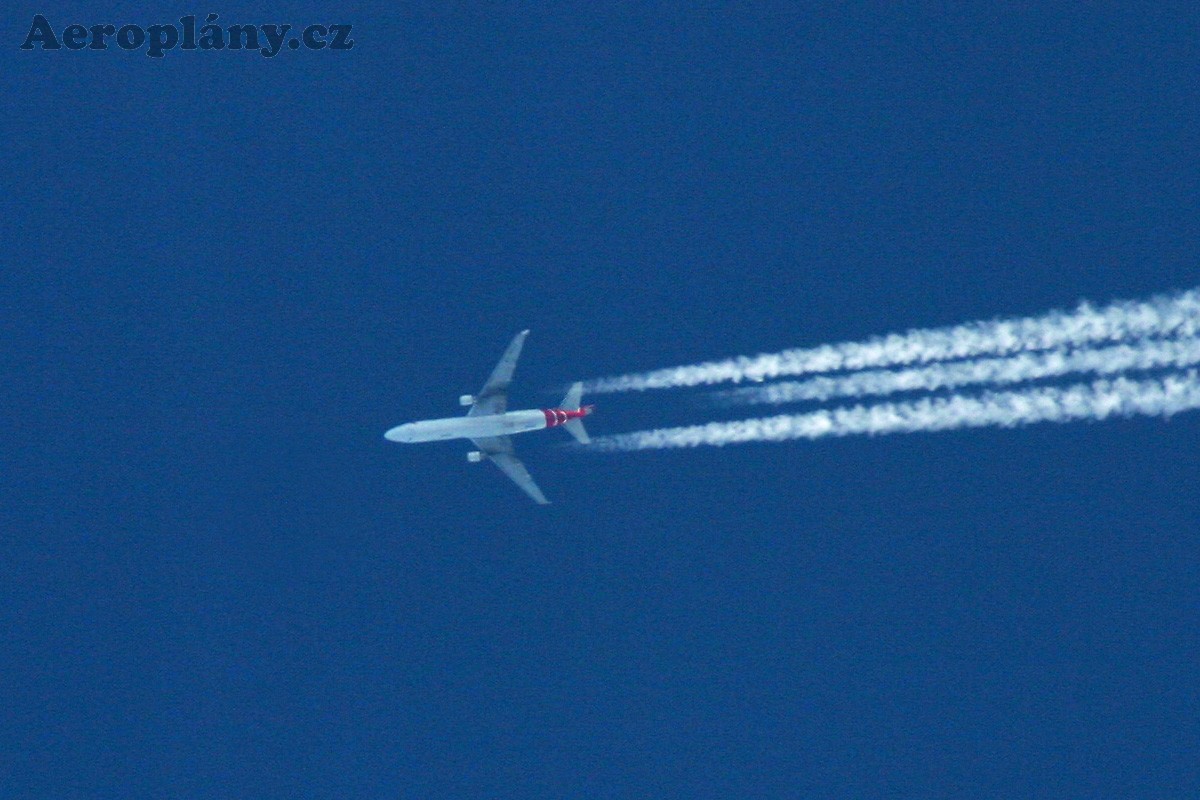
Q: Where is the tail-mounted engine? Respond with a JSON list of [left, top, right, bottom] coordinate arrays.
[[466, 451, 484, 463], [459, 394, 475, 407]]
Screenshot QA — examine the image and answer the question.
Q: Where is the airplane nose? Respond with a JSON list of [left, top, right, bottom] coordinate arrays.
[[384, 425, 408, 442]]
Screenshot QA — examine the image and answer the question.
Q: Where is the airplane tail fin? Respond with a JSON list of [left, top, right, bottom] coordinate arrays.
[[560, 381, 590, 444], [564, 418, 590, 444], [561, 381, 583, 410]]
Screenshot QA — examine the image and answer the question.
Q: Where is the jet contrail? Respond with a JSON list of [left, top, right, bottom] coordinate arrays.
[[713, 336, 1200, 407], [591, 371, 1200, 451], [587, 287, 1200, 393]]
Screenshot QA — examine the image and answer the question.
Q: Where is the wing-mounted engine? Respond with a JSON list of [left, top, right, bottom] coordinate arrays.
[[466, 451, 484, 463], [459, 394, 475, 407]]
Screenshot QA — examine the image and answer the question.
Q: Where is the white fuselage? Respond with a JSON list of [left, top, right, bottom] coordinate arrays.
[[385, 409, 547, 443]]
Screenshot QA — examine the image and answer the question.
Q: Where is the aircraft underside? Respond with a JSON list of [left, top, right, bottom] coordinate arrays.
[[384, 330, 593, 504]]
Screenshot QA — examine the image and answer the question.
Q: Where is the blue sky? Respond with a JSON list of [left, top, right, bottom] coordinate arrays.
[[4, 4, 1199, 797]]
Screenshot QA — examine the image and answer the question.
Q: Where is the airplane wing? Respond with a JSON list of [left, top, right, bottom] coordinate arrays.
[[471, 435, 550, 505], [467, 330, 529, 417]]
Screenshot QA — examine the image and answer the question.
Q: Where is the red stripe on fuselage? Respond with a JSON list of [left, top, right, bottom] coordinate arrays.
[[542, 407, 589, 428]]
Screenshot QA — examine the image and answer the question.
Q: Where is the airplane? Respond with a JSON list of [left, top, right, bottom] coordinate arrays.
[[384, 330, 593, 505]]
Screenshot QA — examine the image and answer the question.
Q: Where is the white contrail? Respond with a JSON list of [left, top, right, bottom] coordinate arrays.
[[591, 371, 1200, 451], [587, 287, 1200, 393], [713, 336, 1200, 407]]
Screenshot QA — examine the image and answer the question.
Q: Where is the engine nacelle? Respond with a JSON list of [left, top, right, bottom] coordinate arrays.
[[459, 394, 475, 407], [466, 451, 484, 463]]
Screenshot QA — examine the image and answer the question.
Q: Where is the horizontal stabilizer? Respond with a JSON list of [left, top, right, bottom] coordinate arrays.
[[563, 418, 589, 444], [560, 382, 589, 444], [560, 381, 583, 411]]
